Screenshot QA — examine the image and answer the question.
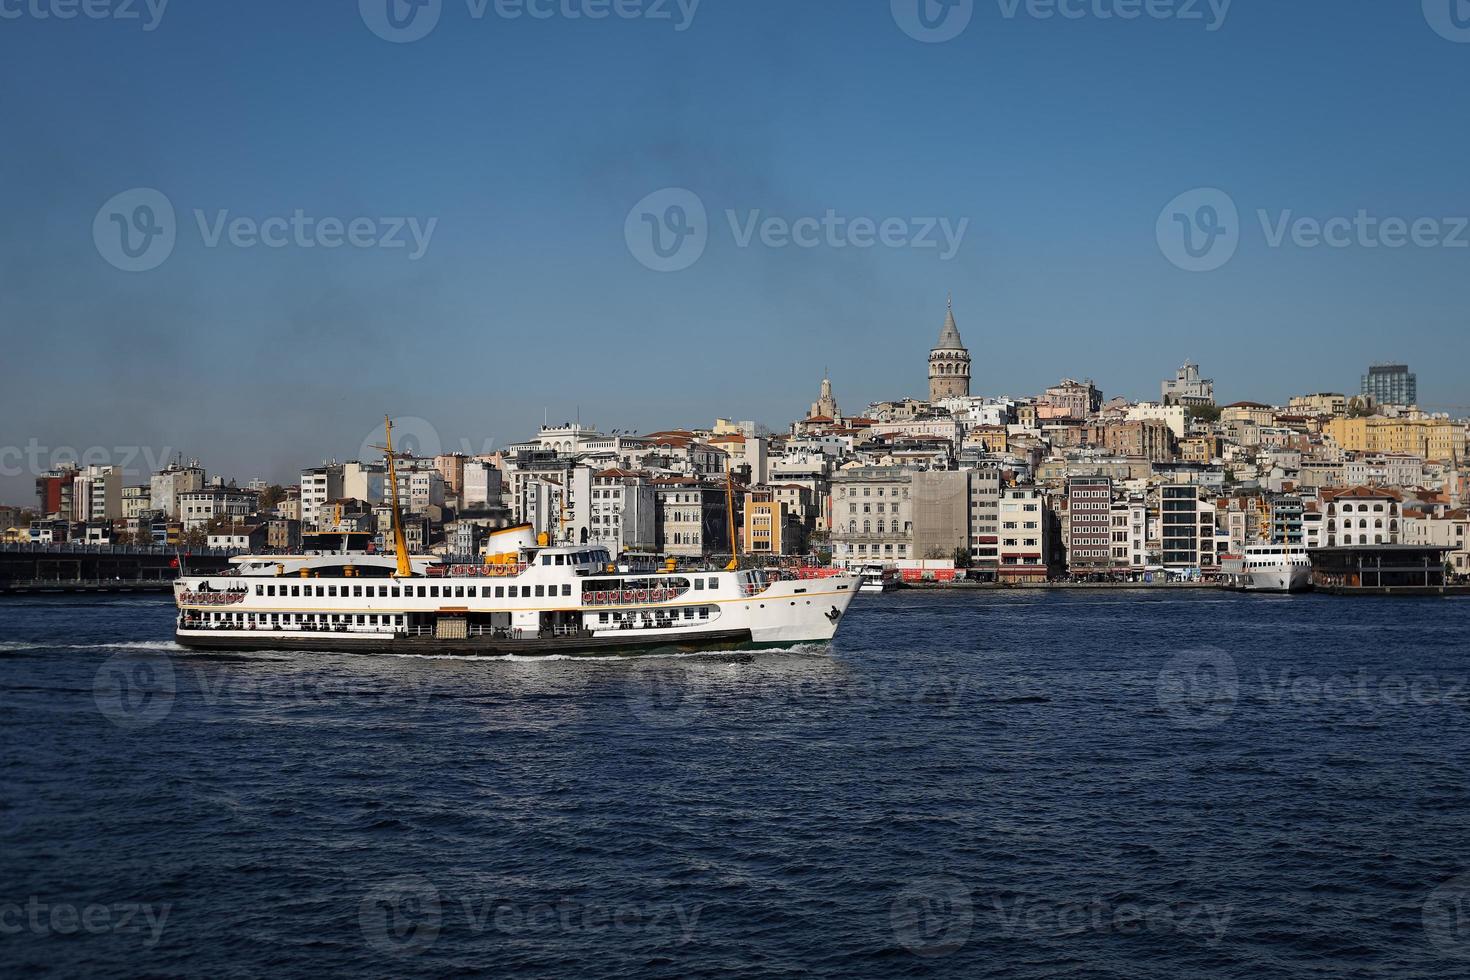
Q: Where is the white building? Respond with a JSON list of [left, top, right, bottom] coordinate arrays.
[[72, 465, 122, 523], [462, 460, 504, 510], [300, 465, 344, 528], [150, 461, 205, 519], [1162, 361, 1215, 406], [179, 487, 258, 531], [1126, 403, 1187, 440]]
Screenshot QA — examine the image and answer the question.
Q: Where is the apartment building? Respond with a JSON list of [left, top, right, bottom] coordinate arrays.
[[1066, 476, 1113, 575]]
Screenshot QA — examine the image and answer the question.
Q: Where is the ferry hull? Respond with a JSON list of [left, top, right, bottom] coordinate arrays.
[[174, 627, 758, 658], [1224, 564, 1313, 593]]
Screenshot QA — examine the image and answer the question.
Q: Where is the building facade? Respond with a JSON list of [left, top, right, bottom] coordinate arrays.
[[1361, 364, 1417, 407]]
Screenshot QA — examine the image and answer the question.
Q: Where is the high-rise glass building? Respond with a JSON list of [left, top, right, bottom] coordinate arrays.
[[1361, 364, 1417, 406]]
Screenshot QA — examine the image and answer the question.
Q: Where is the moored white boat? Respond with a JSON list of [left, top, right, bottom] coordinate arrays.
[[858, 564, 900, 593], [1220, 544, 1313, 593]]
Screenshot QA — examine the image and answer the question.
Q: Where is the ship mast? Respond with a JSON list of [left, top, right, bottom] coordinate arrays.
[[380, 415, 413, 578], [725, 456, 739, 572]]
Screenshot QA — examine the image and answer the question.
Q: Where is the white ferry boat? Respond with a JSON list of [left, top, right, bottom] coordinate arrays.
[[173, 420, 860, 657], [1220, 544, 1313, 593], [858, 564, 900, 593]]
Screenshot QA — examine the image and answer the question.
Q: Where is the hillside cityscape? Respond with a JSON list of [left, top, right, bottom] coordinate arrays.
[[8, 301, 1466, 583]]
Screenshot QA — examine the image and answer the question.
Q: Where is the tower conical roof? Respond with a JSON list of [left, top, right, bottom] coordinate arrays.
[[934, 296, 965, 350]]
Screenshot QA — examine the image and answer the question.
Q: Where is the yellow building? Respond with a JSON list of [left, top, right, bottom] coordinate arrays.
[[742, 493, 788, 555], [1324, 417, 1466, 462]]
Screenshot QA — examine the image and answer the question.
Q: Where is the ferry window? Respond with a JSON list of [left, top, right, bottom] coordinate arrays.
[[456, 587, 465, 598], [353, 586, 363, 598], [418, 587, 427, 598], [708, 578, 718, 589], [555, 555, 565, 565], [370, 615, 378, 625], [542, 556, 552, 566], [356, 615, 365, 625], [256, 585, 263, 596], [535, 585, 545, 597], [430, 586, 440, 598], [684, 608, 694, 619], [510, 586, 519, 597], [496, 587, 504, 598], [291, 586, 299, 597], [599, 613, 608, 623], [694, 580, 703, 590], [266, 586, 274, 597], [562, 584, 572, 596], [467, 587, 477, 598], [699, 608, 709, 619], [392, 587, 400, 598], [329, 586, 338, 597]]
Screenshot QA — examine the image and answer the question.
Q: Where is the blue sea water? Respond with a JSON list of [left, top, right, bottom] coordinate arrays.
[[3, 590, 1470, 978]]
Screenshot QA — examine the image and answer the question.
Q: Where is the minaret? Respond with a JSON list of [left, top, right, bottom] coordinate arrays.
[[928, 295, 971, 402]]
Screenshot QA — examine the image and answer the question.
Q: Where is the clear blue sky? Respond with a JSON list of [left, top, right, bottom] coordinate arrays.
[[2, 0, 1467, 502]]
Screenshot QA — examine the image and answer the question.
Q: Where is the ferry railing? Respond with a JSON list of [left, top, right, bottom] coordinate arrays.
[[581, 586, 691, 606]]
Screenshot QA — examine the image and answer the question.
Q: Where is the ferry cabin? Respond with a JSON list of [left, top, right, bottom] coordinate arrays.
[[177, 546, 833, 642]]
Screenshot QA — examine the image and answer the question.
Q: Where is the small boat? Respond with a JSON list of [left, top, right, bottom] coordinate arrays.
[[858, 564, 900, 593], [1220, 544, 1313, 593]]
